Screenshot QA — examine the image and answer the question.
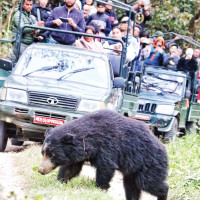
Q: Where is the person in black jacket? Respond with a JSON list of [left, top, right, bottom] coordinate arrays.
[[31, 0, 51, 41], [132, 0, 152, 32], [104, 0, 119, 28], [86, 2, 112, 36], [177, 48, 198, 91], [177, 48, 198, 74]]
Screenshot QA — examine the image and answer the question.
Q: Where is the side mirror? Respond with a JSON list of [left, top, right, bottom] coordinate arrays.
[[113, 77, 125, 88], [0, 59, 13, 71], [185, 90, 191, 98]]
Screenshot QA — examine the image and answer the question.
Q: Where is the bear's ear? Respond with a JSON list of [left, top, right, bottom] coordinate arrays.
[[61, 133, 76, 145]]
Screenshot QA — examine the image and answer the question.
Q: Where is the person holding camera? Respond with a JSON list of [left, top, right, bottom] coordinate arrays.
[[45, 0, 85, 45], [163, 43, 180, 70], [177, 48, 198, 74], [144, 37, 165, 66], [132, 0, 151, 32]]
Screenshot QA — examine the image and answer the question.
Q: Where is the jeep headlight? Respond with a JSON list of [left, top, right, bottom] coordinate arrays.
[[78, 100, 105, 112], [2, 88, 28, 104], [156, 105, 174, 115]]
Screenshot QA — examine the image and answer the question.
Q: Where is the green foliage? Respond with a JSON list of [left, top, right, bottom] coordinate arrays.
[[166, 134, 200, 199], [147, 0, 200, 40]]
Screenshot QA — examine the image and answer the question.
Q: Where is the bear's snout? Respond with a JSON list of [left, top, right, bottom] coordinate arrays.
[[38, 157, 56, 175], [38, 167, 46, 175]]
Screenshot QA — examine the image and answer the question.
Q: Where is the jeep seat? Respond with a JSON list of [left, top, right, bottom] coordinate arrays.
[[108, 54, 121, 77]]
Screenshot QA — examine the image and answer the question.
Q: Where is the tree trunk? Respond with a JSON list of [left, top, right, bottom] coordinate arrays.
[[0, 2, 2, 34], [189, 6, 200, 33], [2, 0, 18, 32]]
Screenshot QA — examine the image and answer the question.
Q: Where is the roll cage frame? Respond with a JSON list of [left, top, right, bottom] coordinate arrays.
[[14, 0, 137, 70]]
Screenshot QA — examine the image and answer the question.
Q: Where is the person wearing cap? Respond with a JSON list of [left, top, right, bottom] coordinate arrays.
[[163, 43, 180, 70], [131, 0, 151, 32], [144, 37, 165, 66], [86, 2, 112, 36], [119, 17, 133, 44]]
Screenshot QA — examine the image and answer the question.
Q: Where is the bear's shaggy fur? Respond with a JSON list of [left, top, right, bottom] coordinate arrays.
[[38, 110, 168, 200]]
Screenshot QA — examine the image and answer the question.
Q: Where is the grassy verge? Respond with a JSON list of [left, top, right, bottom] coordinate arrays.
[[166, 134, 200, 200], [15, 134, 200, 200], [15, 144, 115, 200]]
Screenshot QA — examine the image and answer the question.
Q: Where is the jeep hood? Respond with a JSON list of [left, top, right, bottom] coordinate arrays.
[[5, 75, 110, 101], [139, 91, 182, 104]]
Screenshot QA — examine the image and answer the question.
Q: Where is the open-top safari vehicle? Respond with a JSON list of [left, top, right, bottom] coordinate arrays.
[[0, 0, 142, 151]]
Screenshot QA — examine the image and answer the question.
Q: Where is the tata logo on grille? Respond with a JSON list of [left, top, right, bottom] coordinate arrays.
[[47, 97, 58, 105]]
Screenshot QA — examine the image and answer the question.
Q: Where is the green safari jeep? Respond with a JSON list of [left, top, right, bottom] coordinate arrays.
[[0, 42, 140, 151], [133, 63, 200, 142]]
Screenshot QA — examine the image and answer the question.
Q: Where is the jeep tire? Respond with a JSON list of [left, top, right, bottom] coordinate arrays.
[[163, 118, 178, 143], [0, 121, 8, 152], [186, 122, 196, 134]]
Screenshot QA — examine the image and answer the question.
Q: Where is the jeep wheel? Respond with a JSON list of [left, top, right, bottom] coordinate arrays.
[[186, 122, 196, 134], [0, 121, 8, 152], [163, 118, 178, 143], [11, 139, 24, 146]]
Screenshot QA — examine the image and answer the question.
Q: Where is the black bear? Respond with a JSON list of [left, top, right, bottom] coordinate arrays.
[[38, 110, 168, 200]]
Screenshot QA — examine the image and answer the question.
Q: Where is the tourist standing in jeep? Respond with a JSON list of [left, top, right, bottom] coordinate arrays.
[[45, 0, 85, 45], [11, 0, 44, 58]]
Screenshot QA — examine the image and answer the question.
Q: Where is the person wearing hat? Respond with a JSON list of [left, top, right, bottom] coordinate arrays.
[[131, 0, 152, 32], [144, 37, 165, 66], [163, 43, 180, 70], [119, 16, 134, 44]]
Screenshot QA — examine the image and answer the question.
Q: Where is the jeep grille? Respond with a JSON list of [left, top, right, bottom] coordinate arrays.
[[29, 92, 79, 110], [138, 103, 157, 113], [35, 111, 66, 120]]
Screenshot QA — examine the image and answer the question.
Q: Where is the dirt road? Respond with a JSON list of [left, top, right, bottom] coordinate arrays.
[[0, 141, 157, 200]]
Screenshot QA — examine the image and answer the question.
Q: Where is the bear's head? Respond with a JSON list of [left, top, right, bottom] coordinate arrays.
[[38, 126, 87, 175]]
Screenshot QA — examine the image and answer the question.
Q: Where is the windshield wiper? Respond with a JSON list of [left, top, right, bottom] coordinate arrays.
[[23, 66, 58, 77], [57, 67, 95, 81]]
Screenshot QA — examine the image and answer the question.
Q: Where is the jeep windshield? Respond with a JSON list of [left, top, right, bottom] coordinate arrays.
[[13, 48, 109, 88], [140, 72, 185, 96]]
